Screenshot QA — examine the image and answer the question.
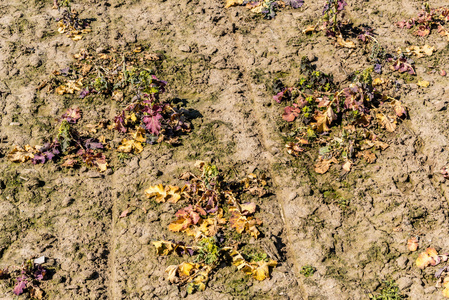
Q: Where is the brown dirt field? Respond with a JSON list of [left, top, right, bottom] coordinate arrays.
[[1, 0, 449, 299]]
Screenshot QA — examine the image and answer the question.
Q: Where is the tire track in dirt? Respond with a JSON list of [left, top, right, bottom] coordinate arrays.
[[108, 109, 120, 300], [224, 10, 307, 300]]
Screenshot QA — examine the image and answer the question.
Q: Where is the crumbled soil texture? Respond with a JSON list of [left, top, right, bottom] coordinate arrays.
[[1, 0, 449, 299]]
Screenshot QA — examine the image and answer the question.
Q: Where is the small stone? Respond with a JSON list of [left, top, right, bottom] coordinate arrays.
[[434, 101, 447, 111], [62, 197, 74, 207], [396, 256, 409, 268], [440, 70, 447, 76], [34, 256, 45, 264], [397, 277, 413, 290], [178, 44, 191, 52]]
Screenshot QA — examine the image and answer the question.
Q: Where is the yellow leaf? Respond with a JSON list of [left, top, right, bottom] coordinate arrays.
[[55, 85, 68, 95], [336, 35, 356, 49], [229, 212, 247, 234], [405, 45, 435, 58], [225, 0, 243, 8], [253, 260, 277, 281], [417, 80, 430, 88], [145, 184, 167, 202], [166, 185, 181, 203], [117, 134, 144, 154], [71, 35, 83, 41], [199, 218, 217, 236], [250, 4, 264, 13], [184, 226, 204, 239], [165, 265, 179, 283], [443, 287, 449, 298], [376, 114, 396, 132], [168, 218, 191, 232], [133, 127, 146, 143], [416, 251, 433, 269], [152, 240, 174, 256], [302, 25, 317, 34], [7, 145, 37, 162], [96, 161, 108, 172], [179, 262, 195, 276], [373, 78, 385, 86]]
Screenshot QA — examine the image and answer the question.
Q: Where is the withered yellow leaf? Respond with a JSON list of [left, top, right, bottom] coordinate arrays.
[[376, 114, 396, 132], [117, 133, 144, 153], [302, 25, 317, 34], [165, 265, 179, 283], [7, 145, 37, 162], [166, 185, 181, 203], [405, 44, 435, 58], [225, 0, 243, 8], [373, 78, 385, 86], [416, 248, 438, 269], [145, 184, 166, 202], [168, 218, 192, 232], [417, 80, 430, 88], [253, 259, 277, 281], [240, 202, 256, 214], [443, 287, 449, 298], [336, 35, 356, 48], [314, 157, 338, 174], [416, 252, 432, 269], [179, 262, 195, 276], [152, 240, 174, 256], [71, 35, 83, 41]]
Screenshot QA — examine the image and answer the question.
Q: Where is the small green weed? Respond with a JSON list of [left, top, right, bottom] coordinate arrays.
[[369, 281, 404, 300], [300, 265, 316, 277]]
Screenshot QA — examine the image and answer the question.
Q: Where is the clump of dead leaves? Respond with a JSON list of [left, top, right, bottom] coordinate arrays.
[[7, 108, 108, 172], [56, 9, 91, 41], [39, 46, 191, 155], [145, 162, 276, 294], [275, 60, 406, 174]]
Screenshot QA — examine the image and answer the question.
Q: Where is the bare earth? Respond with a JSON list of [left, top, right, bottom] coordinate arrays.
[[1, 0, 449, 299]]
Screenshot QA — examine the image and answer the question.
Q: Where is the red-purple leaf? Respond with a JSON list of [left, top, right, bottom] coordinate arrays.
[[282, 106, 301, 122], [143, 114, 162, 135], [14, 276, 27, 295]]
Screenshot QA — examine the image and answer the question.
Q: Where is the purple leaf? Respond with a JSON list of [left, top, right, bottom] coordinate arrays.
[[435, 266, 448, 278], [337, 0, 347, 11], [32, 154, 46, 164], [84, 138, 104, 150], [273, 91, 285, 103], [374, 64, 382, 74], [114, 111, 127, 133], [14, 276, 27, 295], [143, 114, 162, 135], [34, 265, 46, 281], [45, 151, 55, 161], [79, 88, 90, 99], [60, 67, 70, 76], [284, 0, 303, 9]]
